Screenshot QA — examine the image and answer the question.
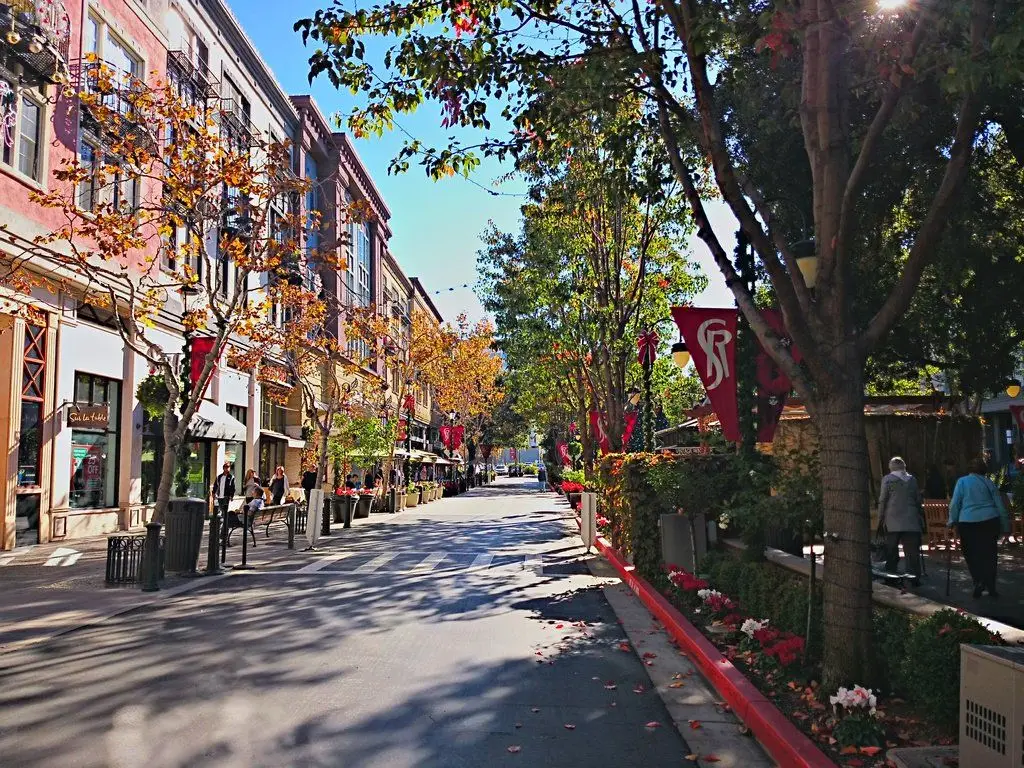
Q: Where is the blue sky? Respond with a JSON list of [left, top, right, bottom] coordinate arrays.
[[227, 0, 735, 323]]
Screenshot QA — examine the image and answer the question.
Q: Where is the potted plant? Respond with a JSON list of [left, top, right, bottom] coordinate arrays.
[[406, 482, 420, 507], [355, 489, 374, 518], [334, 487, 357, 527], [562, 481, 584, 508]]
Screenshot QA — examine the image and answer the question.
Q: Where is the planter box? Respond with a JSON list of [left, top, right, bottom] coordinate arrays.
[[567, 492, 582, 507], [406, 491, 419, 507], [355, 495, 373, 518]]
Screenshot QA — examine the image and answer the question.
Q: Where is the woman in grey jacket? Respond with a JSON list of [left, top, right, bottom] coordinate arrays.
[[879, 456, 924, 585]]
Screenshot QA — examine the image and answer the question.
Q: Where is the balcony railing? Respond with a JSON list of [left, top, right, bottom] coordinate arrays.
[[79, 61, 149, 147], [219, 97, 256, 149], [167, 49, 218, 106], [0, 0, 71, 85]]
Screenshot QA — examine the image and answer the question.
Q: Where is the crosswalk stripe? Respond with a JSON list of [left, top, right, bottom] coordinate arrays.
[[296, 551, 354, 573], [470, 553, 494, 569], [355, 553, 398, 573], [410, 552, 447, 571], [524, 554, 544, 573]]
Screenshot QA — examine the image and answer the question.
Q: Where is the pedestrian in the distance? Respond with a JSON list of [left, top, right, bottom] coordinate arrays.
[[270, 465, 289, 505], [243, 468, 260, 499], [948, 457, 1010, 597], [212, 461, 236, 522], [344, 474, 357, 490], [301, 468, 317, 501], [878, 456, 924, 586]]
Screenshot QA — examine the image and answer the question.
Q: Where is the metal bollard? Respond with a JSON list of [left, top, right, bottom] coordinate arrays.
[[321, 497, 332, 537], [234, 508, 254, 570], [140, 521, 162, 592], [287, 503, 296, 550], [205, 505, 223, 575]]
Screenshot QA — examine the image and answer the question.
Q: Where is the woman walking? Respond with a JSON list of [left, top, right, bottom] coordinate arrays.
[[948, 457, 1010, 597], [270, 466, 290, 506], [242, 469, 260, 499]]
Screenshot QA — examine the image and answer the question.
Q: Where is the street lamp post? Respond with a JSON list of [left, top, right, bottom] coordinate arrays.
[[636, 329, 659, 451]]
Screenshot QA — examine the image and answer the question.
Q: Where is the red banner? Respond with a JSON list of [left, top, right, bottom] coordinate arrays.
[[672, 308, 740, 441], [510, 447, 518, 463], [190, 336, 217, 393], [557, 441, 571, 466], [397, 416, 408, 442], [622, 412, 639, 448], [672, 307, 798, 443], [1011, 406, 1024, 433], [403, 394, 416, 412], [588, 411, 640, 455], [440, 425, 453, 449], [452, 425, 465, 451], [755, 310, 801, 443]]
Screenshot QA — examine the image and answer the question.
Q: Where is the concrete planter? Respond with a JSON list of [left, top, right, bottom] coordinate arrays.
[[355, 494, 374, 518], [406, 491, 419, 507]]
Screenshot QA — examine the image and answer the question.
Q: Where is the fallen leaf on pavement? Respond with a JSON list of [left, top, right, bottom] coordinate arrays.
[[556, 624, 564, 629], [617, 642, 631, 652], [531, 707, 540, 713], [645, 721, 661, 728], [669, 682, 685, 688], [507, 746, 521, 754], [840, 746, 858, 755], [633, 683, 646, 694], [642, 652, 657, 659], [703, 756, 721, 763], [645, 661, 655, 666], [685, 755, 698, 762], [846, 760, 864, 767], [604, 682, 617, 690], [860, 746, 882, 756], [688, 720, 702, 730], [564, 723, 576, 730]]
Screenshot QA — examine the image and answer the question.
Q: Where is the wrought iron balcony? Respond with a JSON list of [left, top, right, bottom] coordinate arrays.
[[166, 49, 218, 107], [79, 61, 149, 147], [0, 0, 71, 85], [218, 97, 256, 149], [223, 192, 254, 238]]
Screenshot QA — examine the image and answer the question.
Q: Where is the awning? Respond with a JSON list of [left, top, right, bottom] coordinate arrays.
[[260, 429, 306, 450], [190, 400, 247, 442], [410, 449, 436, 463], [434, 456, 452, 465]]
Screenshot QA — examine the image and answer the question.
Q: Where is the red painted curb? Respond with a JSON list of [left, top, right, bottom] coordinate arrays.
[[595, 536, 837, 768]]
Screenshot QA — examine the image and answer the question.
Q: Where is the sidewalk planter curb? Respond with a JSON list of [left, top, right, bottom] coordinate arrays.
[[406, 490, 419, 507], [594, 536, 837, 768]]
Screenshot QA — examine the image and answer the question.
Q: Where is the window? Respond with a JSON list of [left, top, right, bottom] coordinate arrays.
[[70, 373, 121, 510], [17, 324, 46, 488], [261, 394, 286, 434], [0, 80, 45, 182], [77, 302, 119, 330], [226, 403, 247, 426], [16, 98, 39, 179], [77, 141, 98, 211]]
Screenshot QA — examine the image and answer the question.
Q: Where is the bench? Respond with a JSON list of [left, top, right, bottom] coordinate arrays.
[[225, 503, 297, 547], [922, 499, 952, 551]]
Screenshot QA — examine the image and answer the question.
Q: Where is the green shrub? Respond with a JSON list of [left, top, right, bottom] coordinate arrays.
[[901, 609, 1000, 728], [523, 465, 537, 475], [873, 608, 915, 696]]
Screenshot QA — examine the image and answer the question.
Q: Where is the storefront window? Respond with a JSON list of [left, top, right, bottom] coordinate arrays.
[[224, 441, 245, 477], [181, 441, 210, 499], [70, 373, 120, 510], [259, 438, 285, 482], [140, 412, 163, 505]]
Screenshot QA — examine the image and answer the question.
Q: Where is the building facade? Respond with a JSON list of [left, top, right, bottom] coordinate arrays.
[[0, 0, 416, 550]]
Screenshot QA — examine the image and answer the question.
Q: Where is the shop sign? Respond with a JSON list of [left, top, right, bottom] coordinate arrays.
[[67, 404, 109, 429]]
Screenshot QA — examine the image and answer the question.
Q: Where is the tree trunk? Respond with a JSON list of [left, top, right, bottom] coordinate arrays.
[[152, 406, 180, 524], [815, 377, 875, 690]]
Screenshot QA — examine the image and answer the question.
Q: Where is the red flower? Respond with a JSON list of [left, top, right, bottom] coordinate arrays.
[[722, 613, 743, 627], [561, 482, 585, 493]]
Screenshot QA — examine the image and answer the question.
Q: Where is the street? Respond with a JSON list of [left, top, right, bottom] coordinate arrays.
[[0, 479, 764, 768]]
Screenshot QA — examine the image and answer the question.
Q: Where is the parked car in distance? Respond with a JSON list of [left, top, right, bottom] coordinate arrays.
[[496, 464, 508, 475]]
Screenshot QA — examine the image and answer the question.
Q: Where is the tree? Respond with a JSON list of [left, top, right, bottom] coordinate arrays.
[[4, 60, 309, 524], [298, 0, 1024, 687]]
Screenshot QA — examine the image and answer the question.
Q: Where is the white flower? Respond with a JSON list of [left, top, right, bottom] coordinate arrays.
[[740, 618, 769, 638], [829, 685, 878, 716], [697, 588, 723, 603]]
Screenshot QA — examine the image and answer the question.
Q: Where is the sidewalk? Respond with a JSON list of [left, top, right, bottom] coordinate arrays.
[[0, 508, 394, 654]]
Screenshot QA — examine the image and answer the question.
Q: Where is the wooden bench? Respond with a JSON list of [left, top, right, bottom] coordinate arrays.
[[225, 503, 296, 547]]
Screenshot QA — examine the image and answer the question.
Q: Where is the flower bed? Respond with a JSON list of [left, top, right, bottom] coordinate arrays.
[[659, 555, 1001, 766]]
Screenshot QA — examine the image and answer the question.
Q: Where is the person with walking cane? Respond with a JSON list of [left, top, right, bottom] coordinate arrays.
[[878, 456, 924, 587], [948, 456, 1011, 598]]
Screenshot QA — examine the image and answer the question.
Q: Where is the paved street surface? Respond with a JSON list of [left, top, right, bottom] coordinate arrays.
[[0, 478, 768, 768]]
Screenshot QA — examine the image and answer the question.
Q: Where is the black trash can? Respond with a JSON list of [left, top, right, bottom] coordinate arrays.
[[388, 488, 398, 514], [164, 498, 206, 573]]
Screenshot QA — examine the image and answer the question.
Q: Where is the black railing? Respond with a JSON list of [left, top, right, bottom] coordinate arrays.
[[219, 97, 256, 149], [105, 531, 165, 585], [0, 0, 70, 84], [79, 62, 152, 148], [167, 49, 218, 106]]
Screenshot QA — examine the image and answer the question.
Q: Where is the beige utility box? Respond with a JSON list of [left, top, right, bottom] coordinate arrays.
[[960, 644, 1024, 767]]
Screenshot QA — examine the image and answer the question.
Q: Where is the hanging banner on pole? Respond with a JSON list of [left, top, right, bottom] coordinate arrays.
[[672, 308, 740, 441], [190, 336, 217, 390], [755, 310, 801, 443], [557, 441, 571, 466], [1011, 405, 1024, 433], [622, 412, 639, 448], [440, 425, 453, 449], [452, 425, 465, 451]]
